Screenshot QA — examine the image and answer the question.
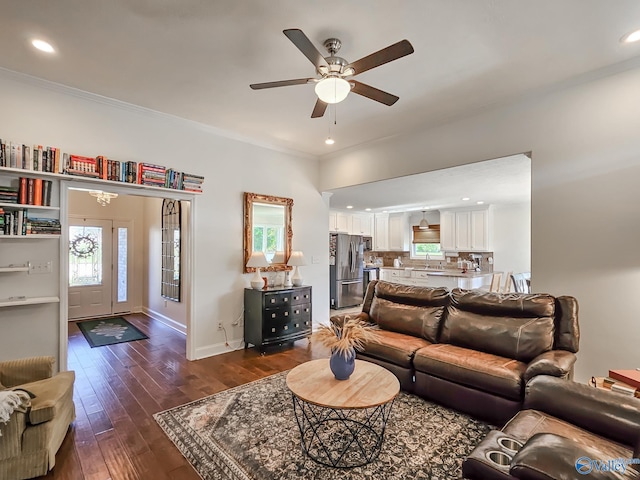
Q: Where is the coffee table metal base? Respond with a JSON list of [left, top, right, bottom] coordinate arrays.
[[291, 395, 395, 468]]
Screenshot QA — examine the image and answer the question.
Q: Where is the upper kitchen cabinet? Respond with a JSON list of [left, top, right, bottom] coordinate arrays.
[[388, 213, 411, 251], [329, 211, 350, 233], [374, 213, 389, 251], [440, 206, 492, 251], [351, 213, 373, 236]]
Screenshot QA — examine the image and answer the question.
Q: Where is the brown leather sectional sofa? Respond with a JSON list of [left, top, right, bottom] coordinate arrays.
[[330, 280, 580, 425], [462, 375, 640, 479]]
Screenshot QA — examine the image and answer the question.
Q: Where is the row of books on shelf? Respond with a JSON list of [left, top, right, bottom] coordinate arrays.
[[0, 138, 204, 192], [0, 178, 54, 206], [0, 208, 61, 236]]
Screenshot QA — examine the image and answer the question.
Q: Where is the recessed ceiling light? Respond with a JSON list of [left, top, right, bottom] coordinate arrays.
[[621, 29, 640, 43], [31, 39, 55, 53], [423, 206, 430, 210], [346, 205, 353, 209], [365, 208, 371, 211], [461, 197, 470, 201], [382, 210, 388, 213], [325, 137, 335, 145], [476, 201, 484, 205]]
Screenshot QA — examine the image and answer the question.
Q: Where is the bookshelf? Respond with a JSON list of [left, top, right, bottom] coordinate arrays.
[[0, 296, 60, 308], [0, 202, 60, 211]]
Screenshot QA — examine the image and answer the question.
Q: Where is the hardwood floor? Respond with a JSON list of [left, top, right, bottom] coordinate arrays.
[[39, 313, 329, 480]]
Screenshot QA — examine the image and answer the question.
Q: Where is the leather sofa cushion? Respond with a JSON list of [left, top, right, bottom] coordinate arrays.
[[440, 290, 555, 362], [19, 371, 75, 425], [369, 282, 449, 343], [413, 344, 527, 400], [359, 330, 431, 368], [450, 289, 556, 317], [503, 409, 634, 462]]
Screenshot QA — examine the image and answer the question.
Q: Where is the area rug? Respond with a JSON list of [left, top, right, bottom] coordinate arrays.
[[154, 372, 491, 480], [76, 317, 148, 348]]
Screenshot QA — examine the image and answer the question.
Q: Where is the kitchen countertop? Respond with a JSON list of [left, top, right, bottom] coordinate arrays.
[[379, 267, 495, 278]]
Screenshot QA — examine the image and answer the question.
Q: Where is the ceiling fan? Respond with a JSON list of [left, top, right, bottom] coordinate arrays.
[[250, 29, 414, 118]]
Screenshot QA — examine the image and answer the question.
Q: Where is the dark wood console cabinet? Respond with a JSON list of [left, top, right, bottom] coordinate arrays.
[[244, 286, 312, 350]]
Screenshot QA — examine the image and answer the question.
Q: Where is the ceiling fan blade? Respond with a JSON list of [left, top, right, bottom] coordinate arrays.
[[351, 81, 399, 106], [250, 78, 314, 90], [311, 99, 328, 118], [346, 39, 414, 75], [283, 29, 329, 69]]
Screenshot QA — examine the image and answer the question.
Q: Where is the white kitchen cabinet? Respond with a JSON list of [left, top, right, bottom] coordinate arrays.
[[439, 207, 492, 251], [374, 213, 389, 251], [388, 213, 410, 251], [440, 211, 456, 251], [351, 213, 373, 236], [329, 211, 350, 233]]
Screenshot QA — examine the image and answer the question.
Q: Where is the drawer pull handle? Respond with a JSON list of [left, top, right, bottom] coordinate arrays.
[[270, 299, 276, 304], [295, 323, 299, 328], [284, 312, 289, 316], [284, 298, 288, 302], [294, 310, 299, 314], [294, 296, 299, 300], [284, 325, 288, 330], [304, 321, 309, 326], [271, 328, 276, 333], [304, 294, 309, 298], [305, 308, 309, 313], [272, 313, 276, 318]]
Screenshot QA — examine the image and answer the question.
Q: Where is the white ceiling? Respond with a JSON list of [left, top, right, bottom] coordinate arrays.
[[2, 1, 640, 157], [327, 154, 531, 212]]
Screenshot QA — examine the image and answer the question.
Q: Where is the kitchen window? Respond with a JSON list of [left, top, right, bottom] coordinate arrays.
[[411, 225, 444, 260]]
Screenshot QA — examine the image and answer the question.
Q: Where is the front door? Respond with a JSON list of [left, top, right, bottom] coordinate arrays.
[[68, 218, 132, 320]]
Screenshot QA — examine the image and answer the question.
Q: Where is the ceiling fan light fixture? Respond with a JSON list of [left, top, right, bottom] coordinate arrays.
[[315, 77, 350, 104]]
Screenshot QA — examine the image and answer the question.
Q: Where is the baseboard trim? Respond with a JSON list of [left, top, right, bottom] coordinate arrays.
[[143, 307, 187, 335], [194, 340, 245, 359]]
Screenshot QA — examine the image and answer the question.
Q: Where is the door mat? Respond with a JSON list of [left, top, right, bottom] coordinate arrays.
[[76, 317, 148, 348]]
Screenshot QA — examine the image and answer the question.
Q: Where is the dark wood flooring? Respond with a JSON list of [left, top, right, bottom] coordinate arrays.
[[39, 313, 328, 480]]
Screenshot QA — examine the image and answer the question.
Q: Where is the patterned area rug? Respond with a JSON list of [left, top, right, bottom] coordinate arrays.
[[154, 372, 491, 479], [76, 317, 148, 347]]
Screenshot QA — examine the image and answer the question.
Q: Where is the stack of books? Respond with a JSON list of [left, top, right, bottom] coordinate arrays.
[[0, 185, 18, 204], [182, 173, 205, 193], [25, 217, 61, 235], [138, 163, 167, 187], [606, 369, 640, 398]]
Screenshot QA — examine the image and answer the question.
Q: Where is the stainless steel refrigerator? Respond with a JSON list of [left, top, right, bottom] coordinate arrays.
[[330, 233, 364, 308]]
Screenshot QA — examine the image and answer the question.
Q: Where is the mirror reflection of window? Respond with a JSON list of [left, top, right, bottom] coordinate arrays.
[[252, 202, 285, 262]]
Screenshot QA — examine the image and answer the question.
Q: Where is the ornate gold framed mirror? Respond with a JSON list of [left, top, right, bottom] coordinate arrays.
[[243, 192, 293, 273]]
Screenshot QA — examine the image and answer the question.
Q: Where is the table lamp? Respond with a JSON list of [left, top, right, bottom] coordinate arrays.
[[287, 251, 307, 287], [247, 251, 270, 289]]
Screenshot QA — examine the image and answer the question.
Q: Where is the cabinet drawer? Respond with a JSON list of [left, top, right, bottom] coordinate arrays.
[[264, 292, 293, 307], [264, 317, 311, 339], [413, 271, 430, 279], [291, 288, 311, 305]]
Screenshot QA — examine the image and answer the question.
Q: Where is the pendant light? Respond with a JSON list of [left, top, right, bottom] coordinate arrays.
[[419, 211, 430, 230]]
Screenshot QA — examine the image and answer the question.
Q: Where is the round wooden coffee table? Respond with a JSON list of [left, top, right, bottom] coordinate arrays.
[[286, 358, 400, 468]]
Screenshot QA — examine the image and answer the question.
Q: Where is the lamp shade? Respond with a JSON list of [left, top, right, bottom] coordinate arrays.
[[287, 251, 307, 266], [271, 251, 286, 264], [419, 211, 430, 229], [246, 251, 270, 268], [315, 77, 350, 104]]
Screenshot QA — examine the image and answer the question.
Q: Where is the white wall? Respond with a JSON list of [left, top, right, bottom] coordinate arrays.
[[320, 62, 640, 381], [0, 69, 328, 364], [68, 189, 146, 312], [491, 203, 531, 280]]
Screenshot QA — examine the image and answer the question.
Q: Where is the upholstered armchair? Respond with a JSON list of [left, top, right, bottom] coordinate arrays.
[[0, 356, 75, 479]]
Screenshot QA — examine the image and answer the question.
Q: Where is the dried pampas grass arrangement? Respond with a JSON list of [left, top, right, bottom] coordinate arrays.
[[314, 317, 380, 359]]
